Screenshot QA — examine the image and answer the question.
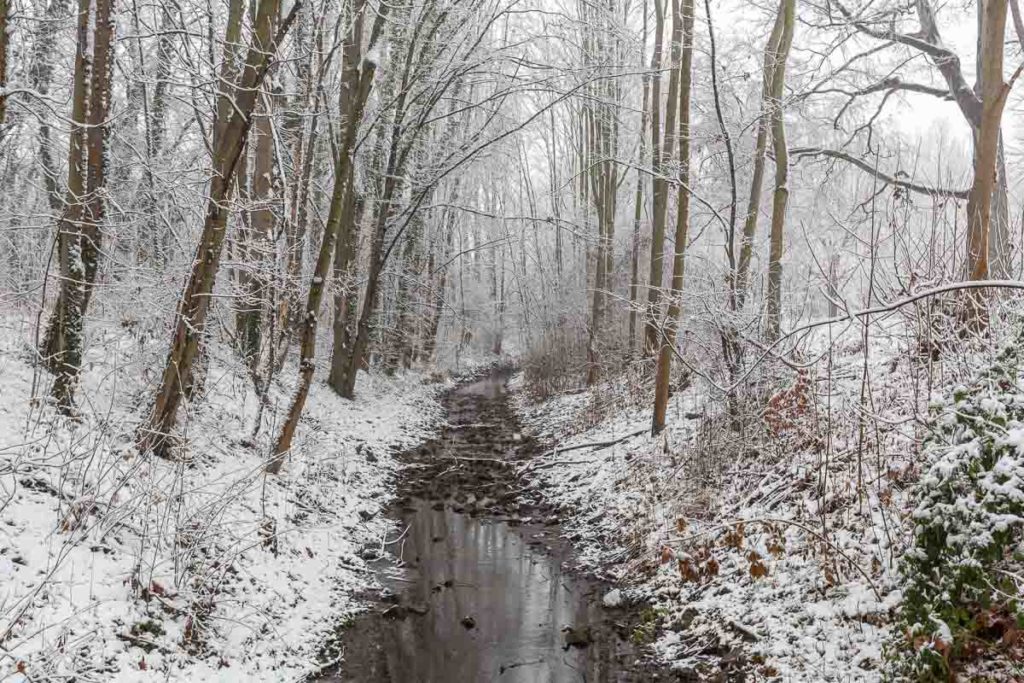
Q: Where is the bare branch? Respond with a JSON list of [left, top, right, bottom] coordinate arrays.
[[790, 147, 969, 198], [830, 0, 982, 125]]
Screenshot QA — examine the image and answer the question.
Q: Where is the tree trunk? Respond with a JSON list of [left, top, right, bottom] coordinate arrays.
[[236, 90, 278, 372], [628, 36, 649, 356], [139, 0, 296, 456], [47, 0, 92, 413], [271, 0, 386, 466], [30, 0, 69, 213], [327, 187, 364, 382], [732, 2, 785, 313], [652, 0, 692, 435], [642, 0, 676, 355], [764, 0, 795, 341], [964, 0, 1010, 328], [989, 135, 1011, 279], [0, 0, 9, 128], [584, 3, 620, 385]]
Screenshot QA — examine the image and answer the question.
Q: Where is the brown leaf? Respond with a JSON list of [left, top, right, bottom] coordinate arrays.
[[139, 657, 147, 671], [677, 557, 700, 583], [724, 523, 745, 549], [748, 550, 768, 579]]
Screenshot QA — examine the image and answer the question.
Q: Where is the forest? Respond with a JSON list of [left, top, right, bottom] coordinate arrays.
[[0, 0, 1023, 679]]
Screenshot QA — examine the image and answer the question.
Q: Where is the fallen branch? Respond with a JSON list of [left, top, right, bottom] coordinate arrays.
[[517, 428, 648, 477], [544, 428, 647, 458]]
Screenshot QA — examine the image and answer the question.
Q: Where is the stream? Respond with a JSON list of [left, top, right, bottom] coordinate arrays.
[[321, 371, 675, 682]]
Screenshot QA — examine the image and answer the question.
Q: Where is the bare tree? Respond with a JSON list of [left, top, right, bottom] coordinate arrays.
[[829, 0, 1017, 283], [965, 0, 1015, 326], [139, 0, 299, 456], [47, 0, 116, 413], [764, 0, 795, 341], [271, 0, 386, 465], [0, 0, 9, 129], [652, 0, 693, 434]]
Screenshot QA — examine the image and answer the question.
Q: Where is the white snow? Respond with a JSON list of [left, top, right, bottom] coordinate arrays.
[[602, 588, 623, 607], [0, 312, 447, 681], [509, 328, 968, 680]]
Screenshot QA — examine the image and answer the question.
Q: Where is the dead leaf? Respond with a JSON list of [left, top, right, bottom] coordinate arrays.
[[678, 557, 700, 582], [748, 550, 768, 579], [724, 523, 745, 549]]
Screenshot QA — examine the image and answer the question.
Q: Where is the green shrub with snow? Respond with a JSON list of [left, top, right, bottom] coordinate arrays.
[[889, 338, 1024, 680]]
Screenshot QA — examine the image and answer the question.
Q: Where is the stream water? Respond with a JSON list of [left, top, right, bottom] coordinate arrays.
[[322, 373, 664, 682]]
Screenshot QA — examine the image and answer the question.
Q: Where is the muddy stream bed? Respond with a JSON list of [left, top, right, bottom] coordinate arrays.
[[319, 371, 685, 682]]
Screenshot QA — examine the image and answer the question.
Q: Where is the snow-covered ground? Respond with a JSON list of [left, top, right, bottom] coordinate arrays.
[[510, 328, 994, 681], [0, 313, 447, 681]]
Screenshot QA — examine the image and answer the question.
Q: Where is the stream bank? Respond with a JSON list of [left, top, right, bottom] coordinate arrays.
[[319, 369, 688, 682]]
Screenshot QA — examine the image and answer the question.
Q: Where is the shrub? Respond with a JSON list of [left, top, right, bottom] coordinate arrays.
[[521, 321, 589, 400], [889, 334, 1024, 680]]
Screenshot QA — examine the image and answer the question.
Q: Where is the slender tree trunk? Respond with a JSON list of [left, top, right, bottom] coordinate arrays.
[[642, 0, 670, 355], [628, 24, 649, 355], [31, 0, 69, 213], [139, 0, 297, 456], [271, 0, 386, 465], [419, 183, 459, 363], [964, 0, 1010, 328], [390, 212, 424, 371], [764, 0, 795, 341], [338, 181, 393, 398], [0, 0, 9, 128], [236, 89, 278, 372], [584, 13, 620, 385], [80, 0, 114, 312], [421, 237, 452, 363], [47, 0, 92, 412], [652, 0, 692, 434], [327, 190, 364, 385], [279, 6, 321, 337], [126, 0, 174, 265], [989, 134, 1011, 279], [733, 2, 785, 313]]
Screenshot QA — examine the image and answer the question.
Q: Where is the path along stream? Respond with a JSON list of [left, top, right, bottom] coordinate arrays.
[[320, 371, 679, 682]]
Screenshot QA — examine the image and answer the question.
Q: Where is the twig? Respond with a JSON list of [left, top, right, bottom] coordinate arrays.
[[671, 517, 883, 600]]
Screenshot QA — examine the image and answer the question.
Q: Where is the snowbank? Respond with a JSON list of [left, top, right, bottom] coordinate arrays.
[[510, 336, 954, 680], [0, 314, 446, 681]]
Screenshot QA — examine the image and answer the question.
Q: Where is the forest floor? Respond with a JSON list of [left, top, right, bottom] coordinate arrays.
[[509, 345, 926, 682], [0, 313, 455, 681], [3, 304, 1002, 682]]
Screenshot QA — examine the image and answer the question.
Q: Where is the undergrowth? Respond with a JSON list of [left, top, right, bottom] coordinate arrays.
[[888, 331, 1024, 680]]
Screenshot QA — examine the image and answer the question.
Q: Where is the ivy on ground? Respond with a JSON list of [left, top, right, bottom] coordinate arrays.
[[888, 336, 1024, 680]]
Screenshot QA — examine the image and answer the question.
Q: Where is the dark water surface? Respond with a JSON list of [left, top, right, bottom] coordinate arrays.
[[323, 375, 650, 683]]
